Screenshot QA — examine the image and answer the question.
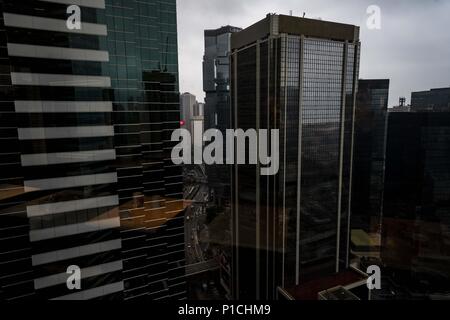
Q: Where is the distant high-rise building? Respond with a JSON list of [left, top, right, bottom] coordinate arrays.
[[203, 25, 241, 211], [203, 25, 242, 132], [382, 112, 450, 297], [0, 0, 184, 300], [411, 87, 450, 112], [197, 102, 205, 117], [181, 92, 197, 132], [351, 79, 389, 257], [230, 14, 361, 300], [180, 92, 204, 149]]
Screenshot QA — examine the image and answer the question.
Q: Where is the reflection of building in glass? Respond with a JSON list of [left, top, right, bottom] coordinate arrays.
[[382, 112, 450, 297], [230, 14, 361, 300], [132, 71, 185, 300], [411, 87, 450, 112], [0, 0, 184, 300], [350, 79, 389, 260]]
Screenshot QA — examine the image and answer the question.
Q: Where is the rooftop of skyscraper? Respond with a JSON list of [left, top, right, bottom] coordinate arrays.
[[204, 25, 243, 37], [231, 13, 360, 50]]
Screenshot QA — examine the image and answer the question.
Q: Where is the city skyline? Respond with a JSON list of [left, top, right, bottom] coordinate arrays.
[[177, 0, 450, 108], [1, 0, 450, 304], [230, 14, 361, 299], [0, 0, 185, 300]]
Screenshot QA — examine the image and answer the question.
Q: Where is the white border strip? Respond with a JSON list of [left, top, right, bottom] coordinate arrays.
[[3, 13, 107, 36], [40, 0, 106, 9], [31, 239, 122, 266], [34, 260, 123, 290], [8, 43, 109, 62], [15, 101, 113, 113], [29, 217, 121, 242], [24, 172, 117, 192], [11, 72, 111, 87], [27, 195, 119, 217], [18, 126, 114, 140], [52, 282, 124, 300], [21, 149, 116, 166]]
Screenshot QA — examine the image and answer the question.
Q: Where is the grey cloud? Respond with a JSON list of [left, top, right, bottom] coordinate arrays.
[[177, 0, 450, 107]]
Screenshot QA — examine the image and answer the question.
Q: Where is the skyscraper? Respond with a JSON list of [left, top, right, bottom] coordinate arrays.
[[180, 92, 204, 150], [180, 92, 197, 133], [230, 14, 361, 299], [0, 0, 184, 300], [203, 25, 241, 132], [382, 112, 450, 298], [350, 79, 389, 259], [411, 87, 450, 112], [203, 25, 241, 210]]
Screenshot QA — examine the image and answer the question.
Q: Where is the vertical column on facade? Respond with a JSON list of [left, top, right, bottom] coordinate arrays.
[[336, 41, 349, 273]]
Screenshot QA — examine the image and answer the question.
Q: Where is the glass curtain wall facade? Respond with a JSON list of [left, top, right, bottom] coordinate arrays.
[[230, 14, 360, 300], [203, 26, 241, 210], [0, 0, 184, 301], [108, 0, 185, 301], [411, 87, 450, 112], [203, 26, 241, 299], [180, 92, 197, 138], [203, 26, 241, 133], [382, 112, 450, 298]]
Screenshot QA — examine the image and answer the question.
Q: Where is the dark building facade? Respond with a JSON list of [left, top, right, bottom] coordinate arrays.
[[180, 92, 197, 135], [382, 112, 450, 297], [0, 0, 184, 300], [203, 25, 241, 211], [351, 79, 389, 235], [411, 87, 450, 112], [230, 14, 360, 299], [203, 26, 241, 299], [203, 25, 241, 132]]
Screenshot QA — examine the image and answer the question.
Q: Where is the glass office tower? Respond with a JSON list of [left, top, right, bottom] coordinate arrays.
[[203, 25, 241, 299], [382, 112, 450, 298], [411, 87, 450, 112], [230, 14, 361, 299], [0, 0, 184, 300], [203, 25, 241, 132], [180, 92, 197, 132], [203, 25, 241, 211]]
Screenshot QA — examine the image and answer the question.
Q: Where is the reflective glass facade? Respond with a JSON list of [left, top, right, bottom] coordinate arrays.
[[381, 112, 450, 298], [411, 87, 450, 112], [203, 26, 241, 212], [0, 0, 184, 300], [230, 14, 360, 300], [203, 26, 241, 133]]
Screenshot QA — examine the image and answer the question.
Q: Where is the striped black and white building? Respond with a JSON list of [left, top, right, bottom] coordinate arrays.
[[0, 0, 185, 300]]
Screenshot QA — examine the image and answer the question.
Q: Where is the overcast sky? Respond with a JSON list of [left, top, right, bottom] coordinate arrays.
[[176, 0, 450, 107]]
